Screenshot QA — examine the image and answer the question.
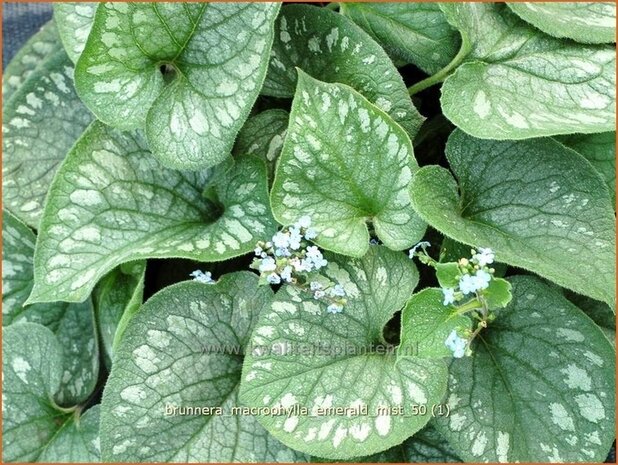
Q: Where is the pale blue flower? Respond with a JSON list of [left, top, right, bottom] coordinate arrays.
[[329, 284, 346, 297], [306, 246, 327, 269], [314, 290, 325, 299], [266, 273, 281, 284], [474, 247, 495, 267], [254, 246, 263, 256], [275, 247, 290, 257], [310, 282, 322, 291], [473, 269, 492, 290], [445, 329, 466, 358], [288, 226, 303, 250], [408, 241, 431, 259], [326, 303, 344, 314], [459, 274, 476, 294], [280, 266, 293, 283], [442, 287, 455, 305], [190, 270, 214, 284], [304, 228, 318, 240], [259, 257, 277, 272], [272, 231, 290, 249]]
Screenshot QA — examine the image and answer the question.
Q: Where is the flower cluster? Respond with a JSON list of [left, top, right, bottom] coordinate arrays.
[[190, 269, 215, 284], [440, 247, 496, 306], [251, 216, 347, 312], [445, 329, 467, 358]]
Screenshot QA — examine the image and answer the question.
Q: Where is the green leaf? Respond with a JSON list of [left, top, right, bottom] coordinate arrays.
[[2, 21, 59, 100], [233, 108, 289, 181], [28, 122, 276, 304], [93, 262, 146, 369], [3, 46, 93, 228], [2, 323, 101, 462], [557, 132, 616, 206], [262, 4, 424, 139], [508, 2, 616, 44], [271, 71, 425, 258], [435, 262, 460, 289], [434, 275, 616, 462], [312, 425, 461, 462], [2, 211, 99, 406], [38, 405, 101, 463], [340, 2, 460, 74], [399, 288, 473, 359], [240, 246, 448, 459], [439, 3, 615, 139], [410, 129, 616, 307], [74, 3, 280, 170], [53, 3, 97, 63], [99, 272, 306, 462], [566, 292, 616, 326], [484, 278, 512, 310]]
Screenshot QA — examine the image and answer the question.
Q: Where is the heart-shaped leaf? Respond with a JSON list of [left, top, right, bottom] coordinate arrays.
[[271, 72, 426, 258], [28, 122, 276, 304], [93, 262, 146, 369], [340, 2, 460, 74], [53, 3, 97, 63], [508, 2, 616, 44], [3, 210, 99, 405], [240, 245, 448, 459], [2, 323, 101, 462], [434, 275, 616, 462], [439, 3, 615, 139], [3, 20, 59, 100], [74, 3, 280, 170], [557, 132, 616, 206], [100, 272, 307, 462], [410, 129, 616, 306], [234, 108, 289, 181], [3, 45, 93, 228], [262, 4, 424, 139]]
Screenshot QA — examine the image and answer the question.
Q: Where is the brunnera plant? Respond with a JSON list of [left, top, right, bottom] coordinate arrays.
[[1, 2, 615, 463]]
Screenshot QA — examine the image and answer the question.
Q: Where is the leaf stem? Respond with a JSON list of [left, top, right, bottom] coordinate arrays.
[[407, 41, 470, 96]]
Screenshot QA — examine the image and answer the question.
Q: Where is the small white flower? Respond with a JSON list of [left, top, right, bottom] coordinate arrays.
[[473, 269, 492, 290], [329, 284, 346, 297], [272, 231, 290, 249], [190, 270, 214, 284], [275, 247, 290, 257], [259, 257, 277, 272], [280, 266, 293, 283], [474, 247, 495, 267], [459, 274, 476, 294], [314, 290, 325, 299], [326, 303, 343, 314], [310, 282, 322, 291], [296, 216, 312, 229], [304, 228, 318, 240], [254, 246, 263, 256], [445, 329, 467, 358], [306, 246, 327, 269], [288, 226, 303, 250], [442, 287, 455, 305], [266, 273, 281, 284], [408, 241, 431, 259]]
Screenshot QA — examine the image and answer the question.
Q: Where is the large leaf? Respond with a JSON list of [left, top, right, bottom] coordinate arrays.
[[434, 276, 615, 462], [557, 132, 616, 206], [271, 72, 425, 258], [3, 46, 93, 228], [2, 211, 99, 406], [240, 246, 448, 459], [410, 130, 616, 306], [2, 21, 59, 99], [74, 3, 280, 170], [93, 262, 146, 369], [53, 3, 97, 63], [27, 122, 276, 304], [262, 4, 424, 138], [508, 2, 616, 44], [233, 108, 289, 181], [2, 323, 101, 462], [439, 3, 615, 139], [340, 2, 460, 74], [100, 272, 307, 462]]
